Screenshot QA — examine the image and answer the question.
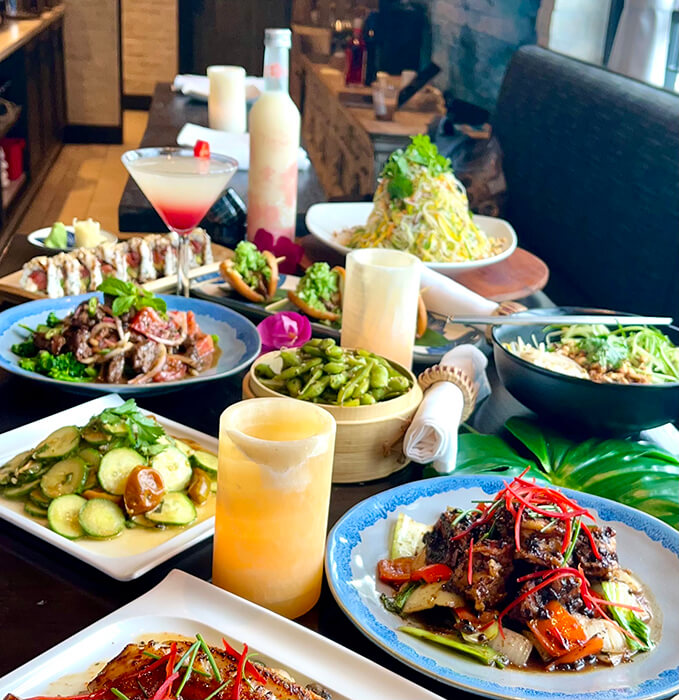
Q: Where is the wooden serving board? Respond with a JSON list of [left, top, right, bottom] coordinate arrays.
[[0, 242, 230, 304]]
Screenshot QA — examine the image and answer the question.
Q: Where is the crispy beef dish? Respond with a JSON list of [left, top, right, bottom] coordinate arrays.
[[378, 474, 657, 671], [11, 283, 217, 385], [4, 636, 332, 700]]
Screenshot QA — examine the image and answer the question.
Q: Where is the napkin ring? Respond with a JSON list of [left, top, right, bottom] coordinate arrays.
[[418, 365, 477, 422], [484, 301, 528, 342]]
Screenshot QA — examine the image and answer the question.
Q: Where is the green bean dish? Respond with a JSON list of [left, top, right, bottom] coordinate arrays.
[[254, 338, 413, 406]]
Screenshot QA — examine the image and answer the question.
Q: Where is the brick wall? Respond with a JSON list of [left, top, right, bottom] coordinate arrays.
[[64, 0, 121, 126], [426, 0, 541, 111], [122, 0, 178, 96]]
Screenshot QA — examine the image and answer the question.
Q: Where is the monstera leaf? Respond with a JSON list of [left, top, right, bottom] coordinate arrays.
[[453, 417, 679, 530]]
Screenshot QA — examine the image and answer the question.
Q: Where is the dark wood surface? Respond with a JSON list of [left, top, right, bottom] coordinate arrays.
[[118, 83, 326, 235]]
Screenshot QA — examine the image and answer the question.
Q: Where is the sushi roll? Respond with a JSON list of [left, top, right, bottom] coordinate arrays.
[[188, 228, 214, 267], [74, 248, 103, 291], [96, 241, 128, 282], [126, 237, 156, 282], [147, 234, 178, 277], [55, 252, 83, 296], [20, 256, 64, 298]]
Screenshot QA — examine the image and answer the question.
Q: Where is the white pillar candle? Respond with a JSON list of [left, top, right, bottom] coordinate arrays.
[[340, 249, 421, 368], [208, 65, 247, 133]]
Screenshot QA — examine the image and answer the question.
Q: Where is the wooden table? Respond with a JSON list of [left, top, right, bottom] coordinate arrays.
[[117, 83, 326, 235]]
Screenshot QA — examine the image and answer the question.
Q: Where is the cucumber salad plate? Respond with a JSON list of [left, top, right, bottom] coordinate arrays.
[[0, 394, 219, 580]]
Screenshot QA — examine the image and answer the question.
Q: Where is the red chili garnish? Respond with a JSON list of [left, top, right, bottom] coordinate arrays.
[[223, 638, 265, 684], [467, 538, 474, 586], [560, 508, 572, 554], [580, 523, 602, 560], [194, 139, 210, 158], [231, 642, 249, 700], [151, 671, 179, 700], [411, 563, 453, 584], [165, 642, 177, 681]]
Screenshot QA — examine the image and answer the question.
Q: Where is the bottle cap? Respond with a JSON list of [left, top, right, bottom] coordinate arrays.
[[264, 28, 292, 49]]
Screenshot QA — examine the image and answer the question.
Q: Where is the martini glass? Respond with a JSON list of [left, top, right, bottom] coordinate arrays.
[[122, 147, 238, 296]]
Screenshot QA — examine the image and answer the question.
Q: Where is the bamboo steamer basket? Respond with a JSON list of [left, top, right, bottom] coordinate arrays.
[[243, 350, 423, 483]]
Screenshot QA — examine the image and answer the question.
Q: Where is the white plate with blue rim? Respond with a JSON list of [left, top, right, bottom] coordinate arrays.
[[27, 225, 117, 253], [191, 270, 484, 363], [0, 293, 260, 395], [325, 474, 679, 700]]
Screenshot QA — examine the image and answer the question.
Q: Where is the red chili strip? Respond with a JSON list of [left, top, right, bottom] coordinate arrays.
[[165, 642, 178, 681], [560, 505, 572, 554], [151, 671, 179, 700], [222, 638, 266, 685], [588, 595, 645, 613], [504, 484, 586, 520], [231, 642, 249, 700], [467, 538, 474, 586], [580, 523, 602, 560]]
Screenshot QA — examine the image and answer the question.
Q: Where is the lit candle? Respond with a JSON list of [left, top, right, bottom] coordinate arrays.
[[207, 65, 247, 133], [340, 249, 421, 368]]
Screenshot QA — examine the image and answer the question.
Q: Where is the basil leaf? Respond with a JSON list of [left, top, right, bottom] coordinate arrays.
[[98, 278, 135, 297], [112, 295, 134, 316]]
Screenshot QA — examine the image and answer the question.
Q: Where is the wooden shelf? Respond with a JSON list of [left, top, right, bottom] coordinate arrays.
[[0, 105, 22, 140], [2, 172, 26, 210]]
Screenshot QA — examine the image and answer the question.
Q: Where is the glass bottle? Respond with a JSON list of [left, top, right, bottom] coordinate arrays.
[[345, 18, 366, 86], [247, 28, 301, 245]]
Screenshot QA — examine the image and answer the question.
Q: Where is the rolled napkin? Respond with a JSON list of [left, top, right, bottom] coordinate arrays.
[[172, 74, 265, 102], [177, 123, 311, 171], [404, 345, 491, 474], [420, 265, 498, 317]]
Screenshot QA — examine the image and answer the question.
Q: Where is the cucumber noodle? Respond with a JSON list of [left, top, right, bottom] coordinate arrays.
[[345, 165, 503, 263], [507, 324, 679, 385]]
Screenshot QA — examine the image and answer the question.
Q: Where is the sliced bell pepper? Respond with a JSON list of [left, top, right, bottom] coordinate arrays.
[[547, 635, 604, 669], [529, 600, 587, 658], [377, 557, 413, 584], [410, 563, 453, 584]]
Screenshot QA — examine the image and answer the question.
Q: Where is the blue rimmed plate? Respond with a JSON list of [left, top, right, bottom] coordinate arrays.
[[0, 294, 260, 394], [325, 475, 679, 700]]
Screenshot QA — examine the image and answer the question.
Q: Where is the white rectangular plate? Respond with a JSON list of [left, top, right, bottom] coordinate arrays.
[[0, 395, 217, 581], [0, 569, 444, 700]]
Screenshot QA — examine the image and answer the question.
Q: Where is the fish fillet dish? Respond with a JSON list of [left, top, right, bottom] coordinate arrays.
[[4, 633, 333, 700], [378, 474, 657, 671]]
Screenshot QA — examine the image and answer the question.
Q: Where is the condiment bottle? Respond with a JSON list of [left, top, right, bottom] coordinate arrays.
[[247, 28, 300, 244], [344, 18, 366, 86]]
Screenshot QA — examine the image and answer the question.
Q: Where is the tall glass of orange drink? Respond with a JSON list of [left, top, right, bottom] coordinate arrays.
[[212, 397, 336, 618]]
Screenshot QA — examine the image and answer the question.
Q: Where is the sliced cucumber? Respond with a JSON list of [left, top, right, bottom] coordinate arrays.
[[129, 513, 164, 529], [100, 415, 129, 436], [0, 449, 33, 486], [40, 457, 88, 499], [79, 447, 101, 469], [47, 494, 86, 539], [190, 450, 218, 475], [25, 501, 49, 519], [33, 426, 81, 460], [5, 459, 46, 487], [29, 488, 51, 508], [146, 492, 196, 526], [98, 447, 144, 495], [82, 424, 111, 446], [151, 447, 192, 492], [79, 499, 125, 538], [173, 438, 194, 457], [2, 477, 42, 499], [83, 468, 98, 491]]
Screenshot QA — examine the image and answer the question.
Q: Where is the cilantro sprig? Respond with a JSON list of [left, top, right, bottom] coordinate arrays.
[[381, 134, 451, 203], [97, 278, 167, 317], [97, 399, 165, 452]]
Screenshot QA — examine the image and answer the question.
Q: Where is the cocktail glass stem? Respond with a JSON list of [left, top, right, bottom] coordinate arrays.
[[177, 235, 191, 297]]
